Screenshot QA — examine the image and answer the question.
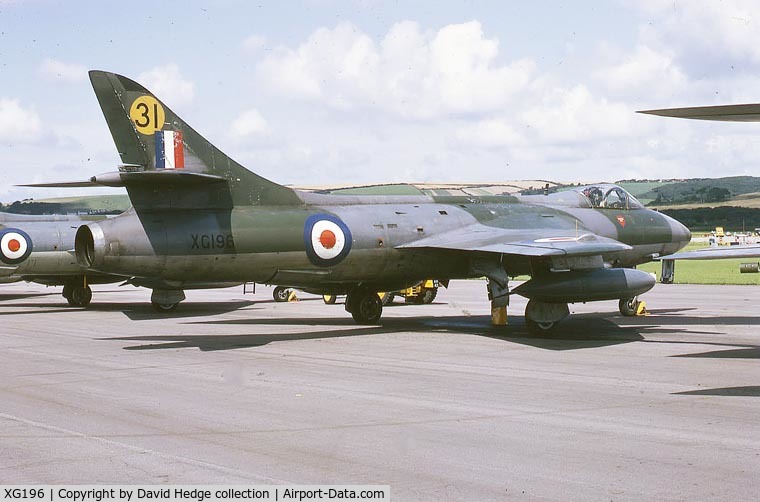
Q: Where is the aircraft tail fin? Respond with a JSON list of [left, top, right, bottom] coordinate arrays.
[[89, 70, 301, 206]]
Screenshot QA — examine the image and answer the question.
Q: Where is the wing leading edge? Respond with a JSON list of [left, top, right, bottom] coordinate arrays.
[[658, 245, 760, 261], [397, 224, 631, 257], [638, 103, 760, 122]]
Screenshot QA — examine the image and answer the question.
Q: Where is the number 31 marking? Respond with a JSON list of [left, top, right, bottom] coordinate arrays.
[[129, 95, 165, 135]]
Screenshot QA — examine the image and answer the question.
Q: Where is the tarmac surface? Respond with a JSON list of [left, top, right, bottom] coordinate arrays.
[[1, 280, 759, 500]]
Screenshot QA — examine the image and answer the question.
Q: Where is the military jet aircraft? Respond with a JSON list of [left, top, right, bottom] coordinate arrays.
[[639, 104, 760, 281], [1, 209, 242, 311], [31, 71, 691, 332], [0, 212, 119, 305]]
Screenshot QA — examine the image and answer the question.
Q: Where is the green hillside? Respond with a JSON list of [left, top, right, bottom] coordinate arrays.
[[636, 176, 760, 206], [1, 194, 131, 215]]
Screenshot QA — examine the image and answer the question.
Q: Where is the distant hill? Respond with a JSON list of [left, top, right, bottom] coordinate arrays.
[[1, 195, 131, 215], [659, 207, 760, 233], [619, 176, 760, 207]]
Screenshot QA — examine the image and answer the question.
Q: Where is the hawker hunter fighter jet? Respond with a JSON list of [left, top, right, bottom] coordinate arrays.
[[34, 71, 691, 332]]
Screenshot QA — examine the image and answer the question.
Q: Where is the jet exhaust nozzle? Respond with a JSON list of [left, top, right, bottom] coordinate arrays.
[[75, 223, 105, 268], [513, 268, 656, 303]]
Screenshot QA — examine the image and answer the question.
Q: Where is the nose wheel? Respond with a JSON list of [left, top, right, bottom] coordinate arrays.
[[619, 297, 643, 317], [273, 286, 292, 302], [346, 288, 383, 324]]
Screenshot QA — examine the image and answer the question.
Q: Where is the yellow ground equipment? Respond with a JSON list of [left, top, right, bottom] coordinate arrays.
[[394, 279, 440, 304], [322, 280, 441, 305]]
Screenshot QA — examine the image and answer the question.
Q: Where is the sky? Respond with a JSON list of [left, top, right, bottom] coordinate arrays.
[[3, 0, 760, 202]]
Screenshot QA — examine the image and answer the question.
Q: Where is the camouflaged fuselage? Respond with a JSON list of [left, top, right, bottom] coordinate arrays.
[[80, 191, 689, 293]]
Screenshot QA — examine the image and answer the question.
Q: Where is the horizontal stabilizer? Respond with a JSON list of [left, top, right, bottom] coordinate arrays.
[[638, 104, 760, 122], [18, 180, 99, 188], [19, 170, 227, 188]]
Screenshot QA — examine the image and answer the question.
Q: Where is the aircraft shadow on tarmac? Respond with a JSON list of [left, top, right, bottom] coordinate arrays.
[[0, 291, 59, 302], [0, 300, 262, 319], [101, 309, 760, 355], [669, 346, 760, 359], [101, 315, 647, 351]]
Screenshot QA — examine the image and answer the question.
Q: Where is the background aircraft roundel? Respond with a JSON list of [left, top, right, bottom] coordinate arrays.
[[0, 228, 33, 264], [304, 214, 352, 267]]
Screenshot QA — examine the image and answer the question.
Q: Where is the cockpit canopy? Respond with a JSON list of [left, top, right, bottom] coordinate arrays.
[[574, 184, 644, 210]]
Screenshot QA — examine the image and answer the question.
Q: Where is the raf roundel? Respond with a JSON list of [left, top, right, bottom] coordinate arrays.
[[0, 228, 33, 265], [304, 214, 352, 267]]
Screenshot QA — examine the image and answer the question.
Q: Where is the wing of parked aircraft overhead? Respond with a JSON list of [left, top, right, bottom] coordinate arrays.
[[638, 103, 760, 122], [397, 224, 631, 257], [658, 245, 760, 261]]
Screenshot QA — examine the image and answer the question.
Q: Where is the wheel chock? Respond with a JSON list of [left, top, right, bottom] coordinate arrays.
[[491, 305, 508, 326], [287, 290, 299, 302], [635, 300, 648, 316]]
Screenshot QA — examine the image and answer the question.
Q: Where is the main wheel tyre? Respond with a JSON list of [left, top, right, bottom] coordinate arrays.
[[421, 287, 438, 304], [619, 297, 639, 317], [351, 293, 383, 324], [323, 294, 337, 304], [273, 286, 291, 302], [526, 318, 557, 335], [66, 285, 92, 307], [152, 301, 179, 313]]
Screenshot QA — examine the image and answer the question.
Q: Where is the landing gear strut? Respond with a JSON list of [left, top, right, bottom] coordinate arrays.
[[346, 287, 383, 324]]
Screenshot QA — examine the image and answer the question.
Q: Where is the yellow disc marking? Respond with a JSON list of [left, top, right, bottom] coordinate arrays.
[[129, 95, 165, 135]]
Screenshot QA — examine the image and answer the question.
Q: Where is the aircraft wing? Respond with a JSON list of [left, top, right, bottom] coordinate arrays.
[[397, 225, 631, 257], [658, 245, 760, 260], [638, 103, 760, 122]]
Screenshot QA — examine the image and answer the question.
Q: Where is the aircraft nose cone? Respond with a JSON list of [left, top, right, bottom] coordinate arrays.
[[667, 217, 691, 252], [676, 220, 691, 243]]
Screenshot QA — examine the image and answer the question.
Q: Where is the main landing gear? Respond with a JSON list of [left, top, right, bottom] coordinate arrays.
[[151, 289, 186, 313], [345, 287, 383, 324], [63, 282, 92, 307], [524, 299, 570, 335]]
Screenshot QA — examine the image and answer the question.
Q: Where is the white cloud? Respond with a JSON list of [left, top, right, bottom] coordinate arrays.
[[257, 21, 536, 119], [0, 99, 43, 141], [593, 45, 687, 97], [38, 58, 87, 83], [454, 119, 526, 148], [242, 34, 267, 51], [229, 109, 270, 138], [635, 0, 760, 74], [138, 64, 195, 107], [521, 84, 651, 144]]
